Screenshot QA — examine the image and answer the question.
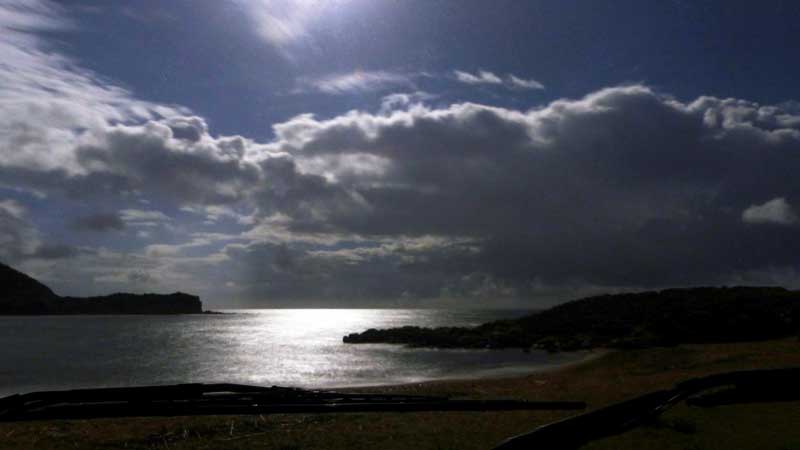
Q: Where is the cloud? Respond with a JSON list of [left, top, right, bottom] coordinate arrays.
[[126, 269, 158, 284], [0, 199, 25, 220], [30, 243, 77, 259], [299, 69, 543, 98], [1, 114, 263, 206], [0, 197, 75, 262], [0, 199, 38, 261], [508, 75, 545, 90], [166, 116, 208, 142], [742, 197, 798, 225], [298, 70, 415, 95], [453, 70, 545, 90], [120, 209, 172, 224], [72, 120, 263, 205], [144, 232, 240, 258], [72, 213, 125, 232], [0, 0, 65, 32], [0, 2, 261, 207], [6, 1, 800, 304], [180, 204, 255, 225], [218, 238, 470, 305], [379, 92, 436, 114], [254, 84, 800, 289], [0, 1, 187, 176], [454, 70, 503, 85]]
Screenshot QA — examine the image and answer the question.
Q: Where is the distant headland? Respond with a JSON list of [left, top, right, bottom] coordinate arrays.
[[344, 286, 800, 352], [0, 262, 203, 315]]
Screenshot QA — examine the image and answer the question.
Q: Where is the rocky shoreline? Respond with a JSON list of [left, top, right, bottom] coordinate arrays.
[[344, 286, 800, 352]]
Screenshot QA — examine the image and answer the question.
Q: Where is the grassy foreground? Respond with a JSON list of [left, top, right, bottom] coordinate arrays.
[[2, 339, 799, 449]]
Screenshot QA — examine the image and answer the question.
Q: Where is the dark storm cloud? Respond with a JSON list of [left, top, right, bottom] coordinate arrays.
[[0, 200, 37, 262], [74, 121, 262, 206], [0, 118, 263, 207], [216, 236, 613, 306], [252, 85, 800, 290], [220, 239, 477, 305], [72, 212, 125, 232], [127, 270, 157, 284], [5, 6, 800, 303], [5, 76, 800, 300], [0, 199, 77, 263], [30, 243, 78, 259]]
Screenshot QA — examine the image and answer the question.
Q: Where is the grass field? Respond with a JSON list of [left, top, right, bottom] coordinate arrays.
[[2, 338, 799, 449]]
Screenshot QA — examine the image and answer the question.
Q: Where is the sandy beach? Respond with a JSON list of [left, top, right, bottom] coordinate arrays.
[[2, 338, 799, 449]]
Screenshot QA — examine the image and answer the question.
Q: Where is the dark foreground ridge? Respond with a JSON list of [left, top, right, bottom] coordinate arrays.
[[0, 262, 202, 315], [0, 383, 584, 422], [343, 287, 800, 351]]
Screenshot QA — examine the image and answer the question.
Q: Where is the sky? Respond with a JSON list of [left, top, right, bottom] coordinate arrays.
[[2, 0, 800, 308]]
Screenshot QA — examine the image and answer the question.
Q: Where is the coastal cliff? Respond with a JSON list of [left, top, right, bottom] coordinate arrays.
[[0, 262, 202, 315]]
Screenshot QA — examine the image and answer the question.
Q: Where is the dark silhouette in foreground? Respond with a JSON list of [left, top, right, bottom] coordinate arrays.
[[0, 262, 202, 315], [344, 287, 800, 351], [0, 384, 584, 421], [494, 367, 800, 449], [1, 368, 797, 450]]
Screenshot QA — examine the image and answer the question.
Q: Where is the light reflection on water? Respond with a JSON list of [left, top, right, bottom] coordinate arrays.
[[0, 309, 581, 396]]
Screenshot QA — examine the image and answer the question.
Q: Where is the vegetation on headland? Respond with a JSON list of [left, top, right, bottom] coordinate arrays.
[[344, 287, 800, 351], [0, 262, 203, 315], [2, 338, 800, 449]]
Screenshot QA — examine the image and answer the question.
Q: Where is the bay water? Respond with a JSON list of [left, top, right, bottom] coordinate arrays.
[[0, 309, 582, 396]]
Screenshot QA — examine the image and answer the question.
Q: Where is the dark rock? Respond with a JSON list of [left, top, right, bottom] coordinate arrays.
[[343, 287, 800, 351]]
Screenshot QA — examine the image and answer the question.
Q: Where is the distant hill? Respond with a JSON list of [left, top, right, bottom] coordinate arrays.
[[343, 287, 800, 351], [0, 261, 61, 314], [0, 262, 202, 315]]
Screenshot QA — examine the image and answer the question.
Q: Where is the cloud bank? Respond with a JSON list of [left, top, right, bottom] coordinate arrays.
[[3, 1, 800, 306]]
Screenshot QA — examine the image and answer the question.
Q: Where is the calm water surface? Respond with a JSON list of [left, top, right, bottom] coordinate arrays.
[[0, 309, 582, 396]]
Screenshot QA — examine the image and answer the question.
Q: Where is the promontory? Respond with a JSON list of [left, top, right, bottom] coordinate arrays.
[[0, 262, 202, 315]]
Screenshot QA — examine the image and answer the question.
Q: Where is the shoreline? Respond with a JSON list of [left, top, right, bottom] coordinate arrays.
[[0, 348, 608, 398], [338, 348, 612, 392], [2, 338, 799, 449]]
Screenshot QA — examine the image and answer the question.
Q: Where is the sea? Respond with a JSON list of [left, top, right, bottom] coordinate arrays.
[[0, 309, 584, 397]]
